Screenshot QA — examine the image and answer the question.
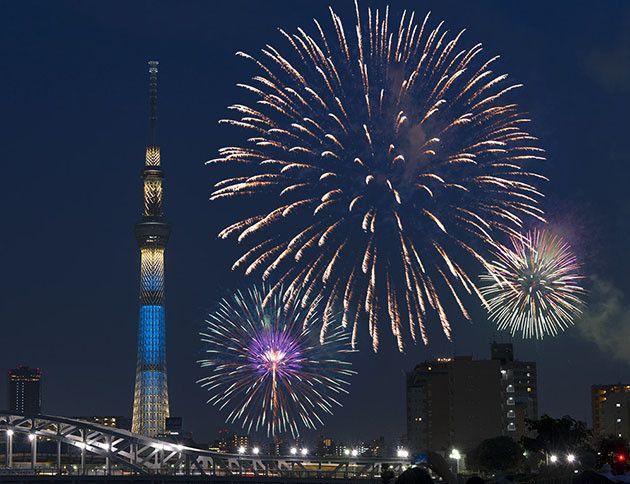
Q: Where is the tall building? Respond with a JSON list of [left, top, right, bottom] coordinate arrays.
[[406, 343, 538, 454], [592, 384, 630, 439], [131, 61, 171, 436], [406, 356, 505, 453], [491, 342, 538, 439], [8, 366, 42, 415]]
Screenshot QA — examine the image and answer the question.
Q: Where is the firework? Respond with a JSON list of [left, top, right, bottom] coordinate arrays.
[[209, 2, 547, 351], [197, 286, 355, 437], [480, 230, 585, 338]]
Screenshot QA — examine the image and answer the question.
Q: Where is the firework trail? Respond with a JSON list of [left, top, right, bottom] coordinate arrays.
[[480, 229, 585, 338], [209, 2, 547, 351], [198, 286, 355, 437]]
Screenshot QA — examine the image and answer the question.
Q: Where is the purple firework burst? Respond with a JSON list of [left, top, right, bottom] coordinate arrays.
[[198, 286, 356, 437]]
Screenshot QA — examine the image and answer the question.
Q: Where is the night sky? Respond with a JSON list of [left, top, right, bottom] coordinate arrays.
[[1, 1, 629, 444]]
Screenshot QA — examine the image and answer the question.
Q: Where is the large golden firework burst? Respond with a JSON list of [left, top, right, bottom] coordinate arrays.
[[209, 2, 548, 351]]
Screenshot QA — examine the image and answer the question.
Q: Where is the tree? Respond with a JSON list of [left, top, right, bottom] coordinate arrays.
[[467, 436, 524, 474], [521, 415, 592, 456]]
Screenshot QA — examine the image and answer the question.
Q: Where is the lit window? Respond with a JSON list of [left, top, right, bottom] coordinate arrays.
[[507, 410, 515, 418], [507, 423, 516, 431]]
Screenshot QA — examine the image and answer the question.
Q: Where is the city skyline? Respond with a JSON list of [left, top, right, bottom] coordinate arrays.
[[1, 0, 629, 444]]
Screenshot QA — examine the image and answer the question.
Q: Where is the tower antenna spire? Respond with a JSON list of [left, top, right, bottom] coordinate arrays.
[[148, 60, 159, 145], [132, 60, 170, 437]]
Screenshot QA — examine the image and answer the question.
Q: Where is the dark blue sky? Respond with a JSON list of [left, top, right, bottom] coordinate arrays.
[[1, 1, 629, 444]]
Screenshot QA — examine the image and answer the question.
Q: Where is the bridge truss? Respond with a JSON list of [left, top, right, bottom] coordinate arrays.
[[0, 413, 410, 478]]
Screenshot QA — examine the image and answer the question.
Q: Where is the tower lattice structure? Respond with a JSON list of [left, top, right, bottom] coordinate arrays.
[[131, 61, 170, 436]]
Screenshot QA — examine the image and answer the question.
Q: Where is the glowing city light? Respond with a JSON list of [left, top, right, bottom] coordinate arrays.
[[290, 447, 298, 455], [397, 449, 410, 458], [238, 446, 246, 455], [252, 447, 260, 455], [301, 448, 308, 456], [550, 454, 558, 463], [567, 454, 576, 463]]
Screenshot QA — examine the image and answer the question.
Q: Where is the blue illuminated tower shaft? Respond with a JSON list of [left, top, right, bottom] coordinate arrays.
[[131, 61, 170, 436]]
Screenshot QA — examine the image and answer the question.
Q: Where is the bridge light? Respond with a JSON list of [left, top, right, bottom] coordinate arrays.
[[237, 446, 246, 454], [290, 447, 298, 455], [6, 430, 13, 437], [28, 434, 36, 442], [397, 449, 409, 458], [343, 449, 350, 456], [567, 454, 576, 464], [351, 449, 358, 457], [301, 448, 308, 456], [549, 454, 558, 463], [253, 447, 260, 455]]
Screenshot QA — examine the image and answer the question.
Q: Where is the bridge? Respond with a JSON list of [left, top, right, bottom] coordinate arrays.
[[0, 412, 410, 481]]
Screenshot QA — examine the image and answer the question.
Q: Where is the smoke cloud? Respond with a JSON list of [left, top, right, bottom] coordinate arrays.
[[576, 277, 630, 362]]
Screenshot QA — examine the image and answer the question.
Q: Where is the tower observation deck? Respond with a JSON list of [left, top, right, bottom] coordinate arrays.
[[131, 60, 170, 436]]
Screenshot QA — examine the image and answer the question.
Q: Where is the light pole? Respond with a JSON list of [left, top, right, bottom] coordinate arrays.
[[29, 433, 37, 470], [449, 448, 461, 474], [5, 430, 13, 468]]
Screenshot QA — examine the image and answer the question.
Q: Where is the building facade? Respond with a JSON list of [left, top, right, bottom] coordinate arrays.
[[592, 384, 630, 439], [406, 356, 505, 453], [406, 343, 537, 453], [74, 416, 132, 430], [8, 366, 42, 415], [131, 61, 171, 436], [491, 342, 538, 439]]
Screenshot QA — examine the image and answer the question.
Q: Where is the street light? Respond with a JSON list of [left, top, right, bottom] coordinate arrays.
[[237, 446, 246, 455], [549, 454, 558, 464], [566, 454, 576, 464], [351, 449, 359, 457], [343, 449, 350, 456], [28, 434, 36, 442], [397, 449, 409, 458], [301, 448, 308, 456], [290, 447, 298, 455], [6, 430, 13, 437], [252, 447, 260, 455]]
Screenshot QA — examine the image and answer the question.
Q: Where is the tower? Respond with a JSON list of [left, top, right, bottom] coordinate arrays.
[[131, 61, 170, 436]]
